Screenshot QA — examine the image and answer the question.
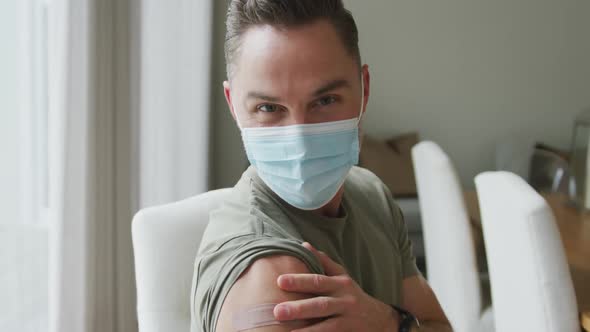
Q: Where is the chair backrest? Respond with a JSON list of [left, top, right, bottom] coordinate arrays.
[[412, 141, 482, 332], [474, 172, 578, 332], [132, 189, 232, 332]]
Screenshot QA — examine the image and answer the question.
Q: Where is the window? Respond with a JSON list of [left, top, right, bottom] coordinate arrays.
[[0, 0, 51, 331]]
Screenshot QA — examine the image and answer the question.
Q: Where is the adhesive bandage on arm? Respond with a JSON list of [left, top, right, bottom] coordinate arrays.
[[232, 303, 307, 331]]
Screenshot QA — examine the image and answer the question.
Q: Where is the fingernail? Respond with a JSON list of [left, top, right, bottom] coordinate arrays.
[[275, 305, 290, 319]]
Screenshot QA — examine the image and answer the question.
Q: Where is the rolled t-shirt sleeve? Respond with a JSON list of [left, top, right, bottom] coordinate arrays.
[[190, 235, 324, 332]]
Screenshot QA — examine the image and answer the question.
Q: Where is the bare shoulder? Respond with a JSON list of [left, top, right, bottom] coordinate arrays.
[[215, 255, 315, 332]]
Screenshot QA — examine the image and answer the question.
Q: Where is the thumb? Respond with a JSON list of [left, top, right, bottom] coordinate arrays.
[[302, 242, 347, 276]]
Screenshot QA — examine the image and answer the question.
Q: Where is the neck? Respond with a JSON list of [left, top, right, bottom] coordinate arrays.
[[312, 187, 345, 218]]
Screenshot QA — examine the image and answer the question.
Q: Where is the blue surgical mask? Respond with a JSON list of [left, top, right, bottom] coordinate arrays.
[[235, 78, 364, 210]]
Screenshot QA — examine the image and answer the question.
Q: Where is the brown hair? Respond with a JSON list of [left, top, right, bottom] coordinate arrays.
[[225, 0, 361, 78]]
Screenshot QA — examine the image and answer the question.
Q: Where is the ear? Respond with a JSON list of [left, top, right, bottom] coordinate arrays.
[[361, 64, 371, 116], [223, 80, 237, 122]]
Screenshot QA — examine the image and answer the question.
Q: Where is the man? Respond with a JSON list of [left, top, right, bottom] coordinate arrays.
[[191, 1, 451, 331]]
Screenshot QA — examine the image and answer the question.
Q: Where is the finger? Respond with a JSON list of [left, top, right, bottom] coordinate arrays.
[[302, 242, 315, 251], [274, 296, 344, 321], [277, 273, 347, 294], [302, 242, 346, 276], [303, 243, 345, 275], [317, 252, 347, 275], [292, 317, 343, 332]]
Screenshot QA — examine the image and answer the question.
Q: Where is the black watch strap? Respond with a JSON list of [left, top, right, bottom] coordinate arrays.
[[390, 304, 420, 332]]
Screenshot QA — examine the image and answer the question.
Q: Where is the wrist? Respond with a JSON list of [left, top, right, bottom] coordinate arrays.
[[386, 303, 400, 332], [375, 300, 399, 332], [390, 304, 420, 332]]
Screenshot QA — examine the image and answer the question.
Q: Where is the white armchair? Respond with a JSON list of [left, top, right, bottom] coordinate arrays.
[[131, 189, 232, 332], [475, 172, 579, 332], [412, 141, 493, 332]]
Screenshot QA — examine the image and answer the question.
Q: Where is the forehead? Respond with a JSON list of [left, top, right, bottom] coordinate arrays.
[[231, 20, 358, 91]]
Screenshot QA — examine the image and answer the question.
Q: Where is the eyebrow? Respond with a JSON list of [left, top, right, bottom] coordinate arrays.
[[312, 79, 351, 97], [245, 79, 351, 103], [246, 91, 281, 102]]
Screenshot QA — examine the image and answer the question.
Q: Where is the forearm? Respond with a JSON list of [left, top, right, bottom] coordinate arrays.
[[400, 275, 453, 332], [381, 301, 452, 332]]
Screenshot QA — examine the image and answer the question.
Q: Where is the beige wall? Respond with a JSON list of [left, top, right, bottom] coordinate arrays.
[[210, 0, 247, 189], [211, 0, 590, 189]]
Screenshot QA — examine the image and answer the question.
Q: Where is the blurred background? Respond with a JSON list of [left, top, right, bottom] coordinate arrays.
[[1, 0, 588, 332]]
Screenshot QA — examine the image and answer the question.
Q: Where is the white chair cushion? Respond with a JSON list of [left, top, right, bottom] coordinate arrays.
[[132, 189, 232, 332], [412, 141, 485, 332], [475, 172, 578, 332]]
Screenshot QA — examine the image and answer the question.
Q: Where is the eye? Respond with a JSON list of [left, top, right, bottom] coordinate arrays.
[[256, 104, 280, 113], [315, 96, 338, 107]]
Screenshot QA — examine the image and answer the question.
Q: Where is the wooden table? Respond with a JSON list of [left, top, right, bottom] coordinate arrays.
[[464, 192, 590, 331], [583, 312, 590, 332], [583, 311, 590, 332]]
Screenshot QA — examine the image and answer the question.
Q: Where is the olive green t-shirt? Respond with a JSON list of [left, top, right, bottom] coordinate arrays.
[[190, 166, 419, 332]]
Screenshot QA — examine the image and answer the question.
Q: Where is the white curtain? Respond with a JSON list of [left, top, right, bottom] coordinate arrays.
[[138, 0, 212, 207], [48, 0, 123, 330], [47, 0, 212, 331]]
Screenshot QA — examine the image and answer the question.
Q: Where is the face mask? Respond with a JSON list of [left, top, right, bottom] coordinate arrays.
[[234, 77, 364, 210]]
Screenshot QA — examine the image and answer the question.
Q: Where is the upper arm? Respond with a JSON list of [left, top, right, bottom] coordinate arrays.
[[215, 255, 316, 332], [401, 275, 449, 324]]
